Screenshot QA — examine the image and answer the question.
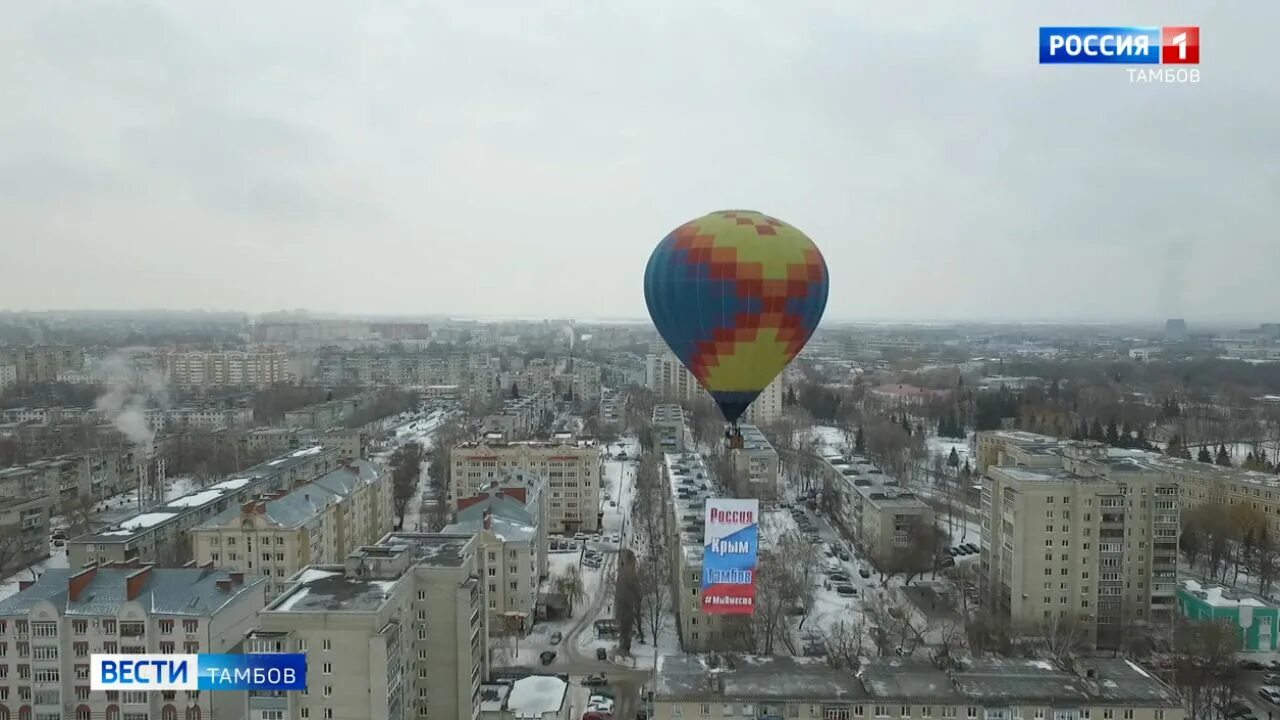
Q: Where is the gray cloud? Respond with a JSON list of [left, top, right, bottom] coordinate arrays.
[[0, 0, 1275, 323]]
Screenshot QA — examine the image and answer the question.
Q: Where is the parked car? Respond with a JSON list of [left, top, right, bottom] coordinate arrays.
[[1241, 660, 1267, 671], [829, 572, 851, 583], [835, 584, 857, 597], [540, 650, 557, 665], [597, 647, 608, 660], [837, 550, 851, 561], [858, 567, 871, 578], [1263, 673, 1280, 686], [583, 674, 609, 687], [1258, 687, 1280, 705], [588, 700, 616, 715], [582, 712, 611, 720], [550, 632, 563, 645]]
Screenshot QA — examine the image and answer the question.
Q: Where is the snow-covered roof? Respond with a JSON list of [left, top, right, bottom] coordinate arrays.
[[506, 675, 566, 718], [1181, 579, 1269, 608]]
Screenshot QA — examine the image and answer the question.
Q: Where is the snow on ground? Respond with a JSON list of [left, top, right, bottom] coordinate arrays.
[[0, 544, 70, 601], [809, 426, 849, 454], [926, 433, 974, 464]]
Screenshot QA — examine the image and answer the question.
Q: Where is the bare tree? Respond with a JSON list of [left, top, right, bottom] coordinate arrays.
[[636, 545, 672, 648], [553, 564, 587, 616], [388, 442, 424, 529], [1028, 612, 1089, 663], [820, 617, 869, 669], [863, 591, 933, 657], [1169, 618, 1243, 720]]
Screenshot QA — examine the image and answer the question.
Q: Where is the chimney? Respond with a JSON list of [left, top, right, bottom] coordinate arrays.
[[182, 560, 197, 569], [18, 580, 34, 591], [229, 571, 244, 585], [241, 500, 256, 515], [483, 508, 493, 530], [215, 579, 232, 592], [68, 566, 98, 602], [126, 566, 153, 601]]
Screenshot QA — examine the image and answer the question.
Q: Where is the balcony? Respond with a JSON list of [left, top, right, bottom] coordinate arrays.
[[249, 693, 289, 712]]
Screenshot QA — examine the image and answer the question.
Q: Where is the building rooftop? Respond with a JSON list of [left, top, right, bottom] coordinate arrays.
[[657, 655, 865, 701], [653, 404, 686, 423], [655, 656, 1180, 708], [506, 674, 568, 718], [195, 460, 379, 530], [442, 516, 535, 543], [267, 567, 400, 613], [734, 424, 776, 455], [665, 452, 713, 565], [0, 566, 264, 617], [379, 532, 472, 567], [1180, 578, 1271, 608], [74, 446, 339, 543], [859, 658, 961, 701]]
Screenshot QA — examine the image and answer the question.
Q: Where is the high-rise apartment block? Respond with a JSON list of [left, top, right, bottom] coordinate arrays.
[[978, 432, 1179, 648], [250, 534, 487, 720], [645, 351, 784, 425], [162, 348, 287, 388]]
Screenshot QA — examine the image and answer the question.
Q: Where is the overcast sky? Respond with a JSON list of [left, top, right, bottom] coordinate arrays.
[[1, 1, 1275, 324]]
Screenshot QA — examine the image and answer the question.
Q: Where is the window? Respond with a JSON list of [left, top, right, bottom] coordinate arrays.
[[31, 622, 56, 638], [1122, 713, 1133, 720], [324, 711, 333, 719], [323, 662, 332, 674], [874, 708, 889, 718], [921, 709, 932, 718], [159, 620, 174, 633], [322, 638, 332, 651], [183, 620, 198, 633], [324, 685, 332, 697]]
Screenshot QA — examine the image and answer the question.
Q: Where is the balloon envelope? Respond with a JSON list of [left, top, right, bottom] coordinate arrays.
[[644, 210, 829, 424]]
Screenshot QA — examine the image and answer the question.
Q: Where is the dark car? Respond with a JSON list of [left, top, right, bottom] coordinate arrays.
[[540, 650, 557, 665], [583, 674, 609, 687], [829, 572, 851, 583], [597, 647, 608, 660], [835, 584, 857, 597], [963, 543, 980, 553], [858, 567, 871, 578], [838, 550, 851, 561]]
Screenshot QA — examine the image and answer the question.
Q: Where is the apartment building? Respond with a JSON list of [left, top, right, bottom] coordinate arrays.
[[163, 348, 287, 388], [69, 446, 341, 569], [0, 346, 82, 383], [191, 459, 392, 598], [652, 405, 689, 453], [645, 352, 784, 425], [653, 655, 1184, 720], [0, 464, 53, 572], [450, 440, 601, 533], [729, 425, 780, 500], [0, 364, 16, 391], [482, 392, 555, 441], [0, 565, 267, 720], [442, 509, 539, 634], [661, 452, 750, 652], [0, 448, 141, 513], [979, 440, 1180, 649], [250, 534, 486, 720], [815, 451, 934, 565], [281, 395, 369, 430], [242, 428, 366, 461]]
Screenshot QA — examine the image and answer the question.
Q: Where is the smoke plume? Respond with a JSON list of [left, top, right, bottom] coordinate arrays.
[[94, 353, 170, 450]]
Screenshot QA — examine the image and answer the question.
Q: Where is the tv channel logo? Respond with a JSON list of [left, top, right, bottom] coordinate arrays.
[[1039, 26, 1199, 83], [91, 654, 307, 692]]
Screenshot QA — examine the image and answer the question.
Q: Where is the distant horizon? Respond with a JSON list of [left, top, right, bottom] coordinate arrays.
[[0, 307, 1269, 332]]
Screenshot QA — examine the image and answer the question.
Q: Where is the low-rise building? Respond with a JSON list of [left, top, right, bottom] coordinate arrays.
[[1177, 579, 1279, 652], [0, 564, 267, 720], [480, 675, 570, 720], [653, 655, 1184, 720], [443, 509, 539, 635], [191, 459, 393, 598], [0, 470, 53, 572], [250, 534, 487, 720], [69, 446, 341, 569]]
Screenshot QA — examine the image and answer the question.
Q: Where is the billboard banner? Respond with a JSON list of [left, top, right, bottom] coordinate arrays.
[[701, 498, 759, 615]]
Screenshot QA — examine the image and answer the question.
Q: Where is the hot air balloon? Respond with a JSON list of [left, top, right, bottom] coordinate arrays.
[[644, 210, 829, 447]]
